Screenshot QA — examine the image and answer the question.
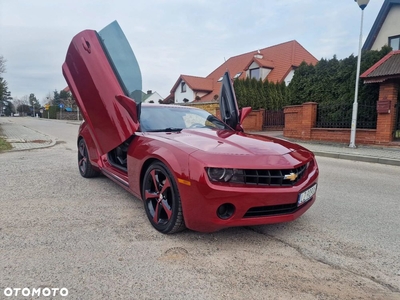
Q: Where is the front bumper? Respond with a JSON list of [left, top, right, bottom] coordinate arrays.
[[178, 157, 319, 232]]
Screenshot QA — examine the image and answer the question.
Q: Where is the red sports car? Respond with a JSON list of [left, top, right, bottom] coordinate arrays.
[[63, 21, 319, 234]]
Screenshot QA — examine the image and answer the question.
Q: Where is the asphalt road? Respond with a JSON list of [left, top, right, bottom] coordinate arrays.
[[1, 117, 400, 299]]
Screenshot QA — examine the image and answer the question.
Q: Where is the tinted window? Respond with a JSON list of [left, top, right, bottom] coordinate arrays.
[[250, 68, 260, 80], [140, 106, 230, 132], [98, 21, 143, 103]]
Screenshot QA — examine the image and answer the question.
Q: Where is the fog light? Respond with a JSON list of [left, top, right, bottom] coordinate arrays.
[[217, 203, 235, 220]]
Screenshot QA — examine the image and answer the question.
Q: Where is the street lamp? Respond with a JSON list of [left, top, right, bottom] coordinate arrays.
[[349, 0, 370, 148]]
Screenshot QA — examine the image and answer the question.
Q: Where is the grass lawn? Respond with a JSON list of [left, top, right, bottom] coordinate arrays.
[[0, 127, 12, 152]]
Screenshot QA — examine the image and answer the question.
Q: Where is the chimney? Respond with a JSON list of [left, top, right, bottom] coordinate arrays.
[[147, 90, 152, 94], [254, 49, 263, 59]]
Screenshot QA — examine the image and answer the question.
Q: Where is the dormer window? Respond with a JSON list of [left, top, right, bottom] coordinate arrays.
[[233, 72, 242, 79], [181, 82, 187, 93], [389, 35, 400, 51], [249, 68, 260, 80]]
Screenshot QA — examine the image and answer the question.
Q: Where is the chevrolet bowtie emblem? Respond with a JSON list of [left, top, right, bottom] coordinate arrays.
[[284, 172, 298, 181]]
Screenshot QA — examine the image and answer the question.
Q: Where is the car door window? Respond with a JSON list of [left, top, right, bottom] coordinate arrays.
[[98, 21, 143, 103]]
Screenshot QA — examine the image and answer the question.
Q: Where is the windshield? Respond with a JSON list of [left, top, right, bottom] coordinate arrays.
[[140, 106, 230, 132], [98, 21, 143, 103]]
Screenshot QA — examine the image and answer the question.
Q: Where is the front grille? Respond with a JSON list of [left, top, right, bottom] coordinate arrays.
[[244, 203, 298, 218], [239, 164, 307, 186]]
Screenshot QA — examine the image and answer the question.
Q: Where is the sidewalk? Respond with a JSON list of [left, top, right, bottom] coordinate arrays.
[[0, 120, 399, 166], [255, 131, 400, 166], [0, 119, 55, 151], [294, 140, 400, 166]]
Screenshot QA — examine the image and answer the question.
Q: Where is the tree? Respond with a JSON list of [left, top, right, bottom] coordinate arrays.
[[53, 90, 61, 107], [0, 56, 13, 115], [17, 104, 31, 114], [287, 46, 391, 107], [0, 55, 6, 75], [13, 96, 28, 114], [28, 93, 40, 116], [3, 100, 15, 116], [59, 89, 76, 108], [0, 77, 12, 105], [286, 61, 316, 105], [29, 93, 40, 109]]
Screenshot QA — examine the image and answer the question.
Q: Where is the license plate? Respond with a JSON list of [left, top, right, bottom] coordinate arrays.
[[298, 184, 317, 206]]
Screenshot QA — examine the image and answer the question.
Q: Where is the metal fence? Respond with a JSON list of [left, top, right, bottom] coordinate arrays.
[[263, 110, 284, 128], [395, 105, 400, 140], [316, 103, 377, 129]]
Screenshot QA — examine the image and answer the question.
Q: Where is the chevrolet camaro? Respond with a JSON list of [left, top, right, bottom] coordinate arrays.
[[62, 21, 319, 234]]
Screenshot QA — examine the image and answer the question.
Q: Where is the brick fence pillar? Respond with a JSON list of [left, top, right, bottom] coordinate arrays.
[[375, 81, 399, 143], [301, 102, 318, 139], [283, 105, 302, 138]]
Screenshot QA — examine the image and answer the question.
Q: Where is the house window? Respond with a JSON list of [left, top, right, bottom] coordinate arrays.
[[249, 68, 260, 80], [389, 35, 400, 51], [181, 82, 187, 93], [233, 72, 242, 79]]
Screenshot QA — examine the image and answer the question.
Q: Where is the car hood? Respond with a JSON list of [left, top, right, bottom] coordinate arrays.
[[144, 129, 313, 167]]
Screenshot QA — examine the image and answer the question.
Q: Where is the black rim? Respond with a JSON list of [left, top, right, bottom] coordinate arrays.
[[78, 140, 87, 174], [143, 168, 173, 227]]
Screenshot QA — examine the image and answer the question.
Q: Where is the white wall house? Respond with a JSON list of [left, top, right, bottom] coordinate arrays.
[[284, 69, 295, 86], [174, 81, 195, 104], [245, 62, 272, 81], [363, 0, 400, 51], [245, 59, 295, 86], [164, 40, 317, 103], [142, 90, 164, 103], [371, 6, 400, 51]]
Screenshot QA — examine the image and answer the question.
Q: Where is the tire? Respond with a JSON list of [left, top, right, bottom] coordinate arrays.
[[142, 162, 186, 234], [78, 138, 100, 178]]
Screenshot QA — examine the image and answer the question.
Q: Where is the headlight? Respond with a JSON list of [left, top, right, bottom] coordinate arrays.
[[206, 168, 244, 183]]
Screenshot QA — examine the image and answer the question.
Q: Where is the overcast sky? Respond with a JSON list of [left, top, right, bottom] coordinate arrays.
[[0, 0, 384, 102]]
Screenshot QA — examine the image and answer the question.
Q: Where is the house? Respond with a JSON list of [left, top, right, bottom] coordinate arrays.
[[283, 0, 400, 145], [165, 40, 318, 104], [360, 50, 400, 143], [141, 90, 164, 103], [363, 0, 400, 51], [64, 86, 162, 104]]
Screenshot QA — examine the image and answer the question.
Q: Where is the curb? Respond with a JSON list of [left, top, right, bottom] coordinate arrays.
[[0, 122, 58, 153], [313, 151, 400, 166], [6, 139, 57, 152]]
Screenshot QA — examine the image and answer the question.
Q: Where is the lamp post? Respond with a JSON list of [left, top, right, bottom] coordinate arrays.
[[349, 0, 370, 148]]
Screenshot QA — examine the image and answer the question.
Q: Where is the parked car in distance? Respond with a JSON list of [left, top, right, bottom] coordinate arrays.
[[63, 21, 319, 234]]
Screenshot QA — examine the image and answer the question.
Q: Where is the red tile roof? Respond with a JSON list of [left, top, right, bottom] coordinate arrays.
[[167, 40, 318, 103], [245, 56, 275, 70], [170, 75, 214, 93]]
